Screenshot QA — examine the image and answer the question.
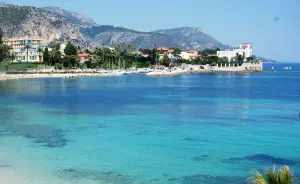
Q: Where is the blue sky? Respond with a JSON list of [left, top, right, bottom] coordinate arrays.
[[3, 0, 300, 62]]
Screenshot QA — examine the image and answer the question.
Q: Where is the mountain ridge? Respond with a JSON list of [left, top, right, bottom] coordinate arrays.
[[0, 2, 228, 51]]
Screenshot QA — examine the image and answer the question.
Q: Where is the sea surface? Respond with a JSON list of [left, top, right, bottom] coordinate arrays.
[[0, 63, 300, 184]]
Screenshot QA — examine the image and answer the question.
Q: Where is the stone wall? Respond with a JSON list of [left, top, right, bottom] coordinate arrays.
[[213, 62, 263, 72]]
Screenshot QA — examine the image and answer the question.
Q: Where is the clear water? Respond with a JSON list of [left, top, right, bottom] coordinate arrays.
[[0, 63, 300, 184]]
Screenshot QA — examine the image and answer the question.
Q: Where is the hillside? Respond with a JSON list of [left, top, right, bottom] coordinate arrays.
[[154, 27, 225, 50], [0, 3, 225, 50]]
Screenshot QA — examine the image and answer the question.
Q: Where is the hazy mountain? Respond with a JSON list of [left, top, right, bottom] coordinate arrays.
[[42, 7, 98, 27], [80, 26, 175, 49], [154, 27, 226, 50], [253, 55, 277, 63], [0, 3, 226, 50]]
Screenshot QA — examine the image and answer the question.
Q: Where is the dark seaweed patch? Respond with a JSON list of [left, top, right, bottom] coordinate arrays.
[[227, 154, 298, 166], [149, 178, 160, 182], [97, 125, 109, 129], [192, 155, 209, 161], [183, 137, 198, 142], [59, 168, 133, 184], [3, 124, 68, 148], [180, 174, 247, 184], [168, 177, 179, 181], [0, 164, 11, 168]]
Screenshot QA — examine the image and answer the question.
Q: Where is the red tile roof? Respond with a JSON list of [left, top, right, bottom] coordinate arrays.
[[157, 47, 169, 51], [78, 53, 90, 57]]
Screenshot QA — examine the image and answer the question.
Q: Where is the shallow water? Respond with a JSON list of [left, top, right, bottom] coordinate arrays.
[[0, 63, 300, 184]]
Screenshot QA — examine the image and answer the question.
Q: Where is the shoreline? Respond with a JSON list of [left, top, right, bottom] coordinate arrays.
[[146, 69, 260, 77], [0, 69, 263, 80], [0, 73, 123, 81]]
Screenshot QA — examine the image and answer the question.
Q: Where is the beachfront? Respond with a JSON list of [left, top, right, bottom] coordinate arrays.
[[0, 61, 263, 81]]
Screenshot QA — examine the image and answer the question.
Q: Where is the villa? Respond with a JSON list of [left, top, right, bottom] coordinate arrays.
[[78, 53, 94, 63], [217, 43, 252, 62], [180, 50, 200, 60], [3, 36, 43, 62]]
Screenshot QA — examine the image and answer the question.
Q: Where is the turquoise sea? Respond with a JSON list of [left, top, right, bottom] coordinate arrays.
[[0, 63, 300, 184]]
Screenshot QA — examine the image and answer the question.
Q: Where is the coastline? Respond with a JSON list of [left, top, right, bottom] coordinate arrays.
[[0, 69, 262, 80], [0, 73, 123, 81], [146, 69, 260, 77]]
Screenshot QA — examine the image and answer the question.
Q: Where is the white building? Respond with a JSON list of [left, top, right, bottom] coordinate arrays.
[[217, 43, 253, 62], [3, 37, 43, 62], [180, 52, 190, 60], [180, 50, 200, 61]]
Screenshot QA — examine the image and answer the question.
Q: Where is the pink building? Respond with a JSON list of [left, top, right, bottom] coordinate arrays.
[[78, 53, 91, 63]]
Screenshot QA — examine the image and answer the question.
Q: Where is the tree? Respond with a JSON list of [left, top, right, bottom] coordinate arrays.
[[251, 166, 295, 184], [236, 54, 243, 66], [25, 43, 31, 63], [0, 43, 10, 63], [247, 56, 254, 62], [37, 47, 43, 62], [64, 42, 78, 56], [43, 47, 50, 65], [10, 52, 16, 63], [2, 58, 10, 73], [0, 28, 11, 63], [223, 57, 229, 63], [62, 55, 79, 68], [173, 48, 182, 56], [49, 46, 62, 65], [115, 43, 122, 69], [0, 28, 3, 44], [85, 48, 92, 54], [161, 55, 171, 66], [200, 49, 217, 58], [126, 44, 134, 54]]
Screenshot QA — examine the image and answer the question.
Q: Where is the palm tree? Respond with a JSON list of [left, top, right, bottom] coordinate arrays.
[[102, 48, 111, 69], [125, 44, 135, 69], [115, 43, 122, 69], [3, 60, 9, 73], [24, 43, 31, 63], [126, 44, 134, 54], [10, 52, 16, 63], [251, 166, 295, 184]]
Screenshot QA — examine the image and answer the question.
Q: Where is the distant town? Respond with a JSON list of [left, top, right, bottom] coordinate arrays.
[[0, 34, 263, 79]]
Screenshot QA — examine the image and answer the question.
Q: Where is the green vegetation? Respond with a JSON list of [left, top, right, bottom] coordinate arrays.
[[43, 47, 50, 65], [49, 44, 62, 67], [0, 28, 10, 62], [251, 166, 295, 184], [25, 43, 31, 63], [64, 41, 78, 56], [0, 62, 46, 70], [88, 45, 153, 69]]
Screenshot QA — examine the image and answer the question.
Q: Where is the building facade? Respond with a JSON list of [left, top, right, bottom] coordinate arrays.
[[217, 43, 252, 62], [78, 53, 94, 64], [3, 37, 43, 62]]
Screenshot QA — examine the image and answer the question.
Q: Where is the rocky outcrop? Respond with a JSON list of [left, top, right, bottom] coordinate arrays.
[[0, 3, 87, 46]]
